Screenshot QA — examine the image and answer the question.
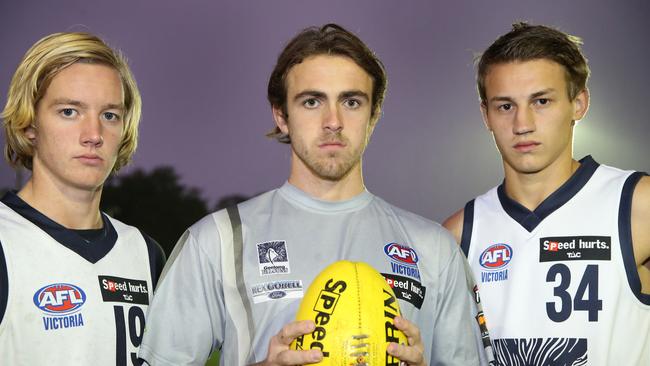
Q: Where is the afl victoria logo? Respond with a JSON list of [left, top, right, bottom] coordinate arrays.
[[479, 244, 512, 269], [33, 283, 87, 315], [383, 243, 418, 265]]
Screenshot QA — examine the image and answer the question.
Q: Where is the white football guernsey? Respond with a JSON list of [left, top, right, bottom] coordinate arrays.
[[462, 156, 650, 365], [139, 182, 488, 365], [0, 192, 165, 365]]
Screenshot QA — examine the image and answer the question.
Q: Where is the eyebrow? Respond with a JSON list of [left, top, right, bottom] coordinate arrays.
[[49, 98, 124, 110], [293, 90, 327, 102], [488, 88, 557, 104], [339, 90, 370, 102], [293, 90, 370, 102]]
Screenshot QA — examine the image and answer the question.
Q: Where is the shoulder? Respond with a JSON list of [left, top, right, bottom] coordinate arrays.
[[631, 175, 650, 251], [373, 196, 442, 233], [373, 196, 459, 256], [442, 208, 465, 244]]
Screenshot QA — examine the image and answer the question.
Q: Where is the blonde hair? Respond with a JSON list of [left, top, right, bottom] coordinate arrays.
[[2, 32, 142, 172]]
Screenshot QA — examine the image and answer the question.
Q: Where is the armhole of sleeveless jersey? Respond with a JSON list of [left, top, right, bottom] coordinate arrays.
[[460, 199, 475, 257], [0, 240, 7, 324], [618, 172, 650, 305], [139, 230, 166, 290]]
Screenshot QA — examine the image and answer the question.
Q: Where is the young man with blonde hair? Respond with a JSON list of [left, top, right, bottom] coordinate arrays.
[[0, 32, 164, 364], [445, 23, 650, 364]]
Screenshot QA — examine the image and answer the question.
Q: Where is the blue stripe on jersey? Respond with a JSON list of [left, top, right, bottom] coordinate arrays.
[[618, 172, 650, 305], [139, 230, 166, 289], [0, 191, 117, 263], [460, 199, 475, 257], [497, 155, 599, 232], [0, 240, 7, 324]]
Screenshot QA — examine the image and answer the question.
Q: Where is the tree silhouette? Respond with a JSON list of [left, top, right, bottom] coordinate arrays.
[[101, 166, 209, 256]]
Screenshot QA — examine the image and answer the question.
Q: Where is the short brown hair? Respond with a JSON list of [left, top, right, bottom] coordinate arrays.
[[477, 22, 590, 103], [2, 32, 141, 172], [267, 23, 387, 143]]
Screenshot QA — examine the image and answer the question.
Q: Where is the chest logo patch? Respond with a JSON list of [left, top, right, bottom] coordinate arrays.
[[257, 240, 291, 276], [250, 280, 303, 304], [98, 275, 150, 305], [479, 243, 512, 283], [384, 243, 421, 281], [33, 283, 86, 331], [540, 236, 611, 262]]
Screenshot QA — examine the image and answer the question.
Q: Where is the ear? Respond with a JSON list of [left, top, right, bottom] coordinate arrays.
[[368, 112, 380, 135], [272, 105, 289, 135], [480, 102, 492, 131], [572, 88, 590, 121], [24, 123, 37, 144]]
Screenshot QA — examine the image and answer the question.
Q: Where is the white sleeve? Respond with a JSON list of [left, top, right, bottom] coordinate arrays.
[[139, 216, 225, 366]]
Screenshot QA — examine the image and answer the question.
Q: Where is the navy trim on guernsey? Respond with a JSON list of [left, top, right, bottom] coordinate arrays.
[[497, 155, 600, 232], [139, 230, 166, 290], [460, 199, 475, 257], [0, 240, 7, 325], [1, 191, 117, 263], [618, 172, 650, 305]]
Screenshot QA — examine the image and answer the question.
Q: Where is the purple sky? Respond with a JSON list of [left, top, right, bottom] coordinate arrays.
[[1, 0, 649, 222]]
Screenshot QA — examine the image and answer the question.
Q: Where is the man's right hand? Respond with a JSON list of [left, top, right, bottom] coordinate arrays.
[[251, 320, 323, 366]]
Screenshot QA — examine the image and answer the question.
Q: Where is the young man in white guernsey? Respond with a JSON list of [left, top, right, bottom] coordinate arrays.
[[0, 33, 165, 364], [139, 24, 487, 366], [444, 23, 650, 365]]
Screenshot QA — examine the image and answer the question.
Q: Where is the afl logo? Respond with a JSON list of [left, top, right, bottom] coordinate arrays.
[[479, 244, 513, 269], [384, 243, 418, 265], [33, 283, 86, 315]]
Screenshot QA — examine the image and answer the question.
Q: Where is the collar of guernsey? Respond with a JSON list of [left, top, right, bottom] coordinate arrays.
[[278, 181, 374, 213]]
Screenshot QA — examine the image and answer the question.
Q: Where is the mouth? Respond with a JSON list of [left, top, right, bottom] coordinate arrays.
[[75, 154, 104, 165], [513, 141, 541, 153], [318, 140, 346, 149]]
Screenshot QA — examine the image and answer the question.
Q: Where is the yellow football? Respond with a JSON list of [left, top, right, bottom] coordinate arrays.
[[290, 260, 408, 365]]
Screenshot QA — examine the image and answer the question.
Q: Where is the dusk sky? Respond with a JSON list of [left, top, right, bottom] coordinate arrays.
[[1, 0, 649, 222]]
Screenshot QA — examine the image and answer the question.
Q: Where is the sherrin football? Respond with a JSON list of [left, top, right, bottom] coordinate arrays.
[[290, 260, 408, 365]]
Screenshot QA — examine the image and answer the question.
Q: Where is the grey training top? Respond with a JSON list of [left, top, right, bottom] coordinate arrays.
[[139, 182, 484, 365]]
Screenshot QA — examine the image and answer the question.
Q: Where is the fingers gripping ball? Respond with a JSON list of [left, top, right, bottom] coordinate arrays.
[[290, 260, 408, 365]]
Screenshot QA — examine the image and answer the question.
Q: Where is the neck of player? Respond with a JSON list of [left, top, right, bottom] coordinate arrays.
[[503, 153, 580, 211], [17, 172, 104, 230], [288, 156, 366, 202]]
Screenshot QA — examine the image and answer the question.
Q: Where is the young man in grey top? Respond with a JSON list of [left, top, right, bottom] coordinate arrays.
[[139, 23, 486, 366]]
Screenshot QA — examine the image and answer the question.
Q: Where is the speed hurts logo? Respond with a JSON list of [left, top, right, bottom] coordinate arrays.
[[540, 236, 611, 262], [33, 283, 86, 331], [479, 243, 512, 283], [384, 242, 421, 281], [382, 273, 426, 309], [98, 275, 149, 305]]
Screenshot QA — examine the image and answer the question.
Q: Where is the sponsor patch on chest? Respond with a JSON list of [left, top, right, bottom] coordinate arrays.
[[250, 280, 303, 304], [98, 275, 149, 305], [384, 242, 421, 281], [381, 273, 426, 309], [33, 283, 86, 331], [479, 243, 512, 283], [257, 240, 291, 276], [539, 236, 611, 262]]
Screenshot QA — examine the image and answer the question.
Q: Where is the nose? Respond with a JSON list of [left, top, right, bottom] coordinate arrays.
[[80, 115, 104, 147], [322, 103, 343, 133], [513, 106, 535, 135]]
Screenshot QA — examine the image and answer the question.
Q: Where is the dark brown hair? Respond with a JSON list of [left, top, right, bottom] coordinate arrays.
[[477, 22, 590, 103], [267, 23, 387, 143]]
